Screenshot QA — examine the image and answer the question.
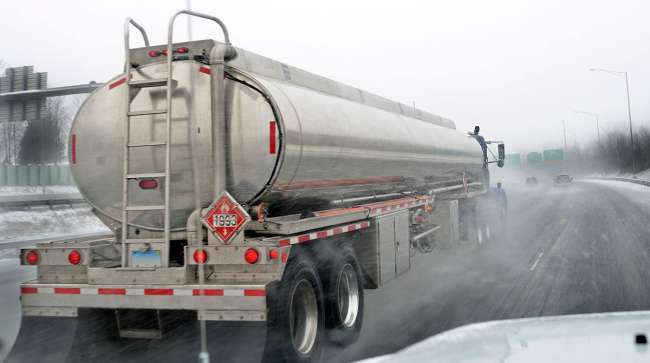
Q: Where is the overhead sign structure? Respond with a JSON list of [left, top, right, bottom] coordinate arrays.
[[543, 149, 564, 162], [202, 191, 251, 244], [0, 66, 47, 123], [527, 152, 543, 164], [0, 65, 103, 123]]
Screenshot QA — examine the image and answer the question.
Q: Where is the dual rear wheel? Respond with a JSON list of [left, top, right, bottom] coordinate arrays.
[[264, 245, 364, 363]]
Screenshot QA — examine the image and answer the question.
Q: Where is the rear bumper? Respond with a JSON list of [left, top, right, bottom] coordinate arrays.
[[19, 281, 267, 321]]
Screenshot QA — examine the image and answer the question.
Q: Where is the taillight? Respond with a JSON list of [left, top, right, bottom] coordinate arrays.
[[193, 249, 208, 264], [139, 179, 158, 189], [176, 47, 189, 54], [25, 250, 39, 265], [68, 250, 82, 265], [268, 249, 278, 260], [244, 248, 259, 264], [162, 48, 168, 56], [148, 50, 160, 57]]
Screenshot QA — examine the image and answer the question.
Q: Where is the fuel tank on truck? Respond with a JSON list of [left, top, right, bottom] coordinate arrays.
[[69, 39, 483, 232]]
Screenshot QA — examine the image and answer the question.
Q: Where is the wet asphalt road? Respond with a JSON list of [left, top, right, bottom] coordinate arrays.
[[2, 179, 650, 362], [333, 179, 650, 362]]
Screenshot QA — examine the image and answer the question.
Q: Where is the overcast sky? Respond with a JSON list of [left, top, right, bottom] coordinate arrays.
[[2, 0, 649, 153]]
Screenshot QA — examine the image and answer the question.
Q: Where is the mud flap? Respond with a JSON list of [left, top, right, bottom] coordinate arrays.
[[6, 315, 77, 363], [7, 309, 267, 362]]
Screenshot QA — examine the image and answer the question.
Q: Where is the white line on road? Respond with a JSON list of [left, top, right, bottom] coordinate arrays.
[[530, 252, 544, 271]]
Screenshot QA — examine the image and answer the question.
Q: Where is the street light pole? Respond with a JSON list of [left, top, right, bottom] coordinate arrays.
[[624, 71, 636, 173], [588, 68, 636, 173]]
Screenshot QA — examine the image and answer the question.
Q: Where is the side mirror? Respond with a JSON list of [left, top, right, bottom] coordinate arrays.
[[497, 143, 505, 168]]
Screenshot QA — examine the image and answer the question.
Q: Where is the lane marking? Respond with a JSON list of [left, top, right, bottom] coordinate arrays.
[[530, 252, 544, 271]]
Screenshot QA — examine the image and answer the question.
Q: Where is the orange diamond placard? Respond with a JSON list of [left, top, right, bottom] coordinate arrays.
[[202, 191, 250, 244]]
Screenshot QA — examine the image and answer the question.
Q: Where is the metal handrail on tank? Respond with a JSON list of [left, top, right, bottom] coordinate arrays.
[[167, 10, 236, 62], [123, 18, 150, 71]]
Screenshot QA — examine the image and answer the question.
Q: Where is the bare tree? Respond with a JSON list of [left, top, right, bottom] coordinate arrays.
[[0, 59, 11, 164], [18, 97, 70, 164]]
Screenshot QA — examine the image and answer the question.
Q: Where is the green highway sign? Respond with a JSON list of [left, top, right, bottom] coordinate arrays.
[[505, 153, 521, 167], [543, 149, 564, 162], [527, 152, 543, 164]]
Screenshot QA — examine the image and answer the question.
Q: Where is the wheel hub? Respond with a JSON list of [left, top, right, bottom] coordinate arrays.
[[289, 279, 319, 355], [337, 264, 360, 328]]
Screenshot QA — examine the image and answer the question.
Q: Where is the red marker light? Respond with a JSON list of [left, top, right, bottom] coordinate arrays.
[[148, 50, 160, 57], [176, 47, 189, 54], [162, 48, 168, 56], [268, 249, 278, 260], [139, 179, 158, 189], [193, 249, 208, 264], [68, 250, 82, 265], [25, 250, 39, 265], [244, 248, 259, 264]]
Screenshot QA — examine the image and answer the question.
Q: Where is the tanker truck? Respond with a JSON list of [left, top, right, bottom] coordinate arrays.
[[8, 10, 505, 363]]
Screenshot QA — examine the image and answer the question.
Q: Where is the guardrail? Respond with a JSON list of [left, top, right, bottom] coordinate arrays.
[[586, 176, 650, 187]]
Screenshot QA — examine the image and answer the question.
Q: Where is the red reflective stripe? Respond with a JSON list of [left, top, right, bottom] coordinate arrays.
[[244, 289, 266, 297], [278, 239, 290, 247], [361, 221, 370, 228], [21, 287, 37, 294], [98, 288, 126, 295], [71, 134, 76, 164], [109, 77, 127, 90], [297, 235, 310, 243], [332, 227, 343, 234], [55, 288, 80, 295], [348, 225, 357, 231], [316, 231, 328, 239], [193, 289, 224, 296], [269, 121, 277, 154], [199, 66, 211, 75], [144, 288, 173, 295]]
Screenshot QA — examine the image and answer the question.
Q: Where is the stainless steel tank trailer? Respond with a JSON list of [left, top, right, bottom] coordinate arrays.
[[10, 9, 506, 363]]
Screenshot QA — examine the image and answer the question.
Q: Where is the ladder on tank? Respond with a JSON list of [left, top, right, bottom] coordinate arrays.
[[119, 13, 236, 268], [120, 19, 176, 268]]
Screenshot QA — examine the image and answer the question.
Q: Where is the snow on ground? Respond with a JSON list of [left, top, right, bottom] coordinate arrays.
[[588, 168, 650, 181], [0, 186, 105, 261], [583, 178, 650, 210], [0, 185, 79, 196], [0, 206, 109, 243]]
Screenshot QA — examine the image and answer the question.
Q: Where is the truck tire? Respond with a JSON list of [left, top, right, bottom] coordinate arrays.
[[264, 255, 325, 363], [324, 246, 364, 346]]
